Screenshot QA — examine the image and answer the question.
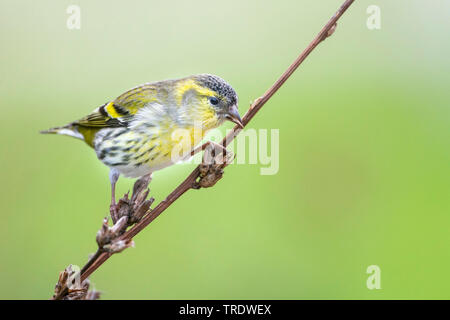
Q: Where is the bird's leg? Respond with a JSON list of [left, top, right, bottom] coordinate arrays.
[[109, 168, 120, 216]]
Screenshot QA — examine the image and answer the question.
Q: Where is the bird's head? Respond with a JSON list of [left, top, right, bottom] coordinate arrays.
[[179, 74, 242, 129]]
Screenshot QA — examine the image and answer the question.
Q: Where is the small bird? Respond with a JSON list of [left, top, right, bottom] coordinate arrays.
[[42, 74, 242, 210]]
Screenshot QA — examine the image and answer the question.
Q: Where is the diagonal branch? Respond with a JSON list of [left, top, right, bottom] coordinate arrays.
[[52, 0, 355, 299]]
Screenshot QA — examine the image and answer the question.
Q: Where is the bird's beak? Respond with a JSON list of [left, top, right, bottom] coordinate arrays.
[[226, 105, 244, 128]]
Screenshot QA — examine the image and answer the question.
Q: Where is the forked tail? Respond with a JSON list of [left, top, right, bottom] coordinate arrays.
[[40, 124, 83, 140]]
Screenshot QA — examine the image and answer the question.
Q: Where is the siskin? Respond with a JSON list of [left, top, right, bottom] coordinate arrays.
[[42, 74, 242, 209]]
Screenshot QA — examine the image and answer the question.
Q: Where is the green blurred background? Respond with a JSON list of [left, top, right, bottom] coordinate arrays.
[[1, 0, 449, 299]]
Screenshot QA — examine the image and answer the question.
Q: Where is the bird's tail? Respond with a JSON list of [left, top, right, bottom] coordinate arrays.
[[40, 124, 83, 140]]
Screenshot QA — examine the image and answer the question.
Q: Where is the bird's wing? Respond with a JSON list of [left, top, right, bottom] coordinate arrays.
[[75, 84, 160, 128]]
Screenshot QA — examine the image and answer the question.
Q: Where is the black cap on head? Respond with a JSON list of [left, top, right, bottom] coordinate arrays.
[[194, 74, 242, 128], [195, 74, 238, 107]]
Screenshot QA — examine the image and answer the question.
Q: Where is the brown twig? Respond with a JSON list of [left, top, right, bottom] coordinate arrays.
[[52, 0, 355, 299]]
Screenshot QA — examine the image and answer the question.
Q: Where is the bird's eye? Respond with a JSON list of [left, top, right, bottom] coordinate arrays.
[[209, 97, 219, 105]]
